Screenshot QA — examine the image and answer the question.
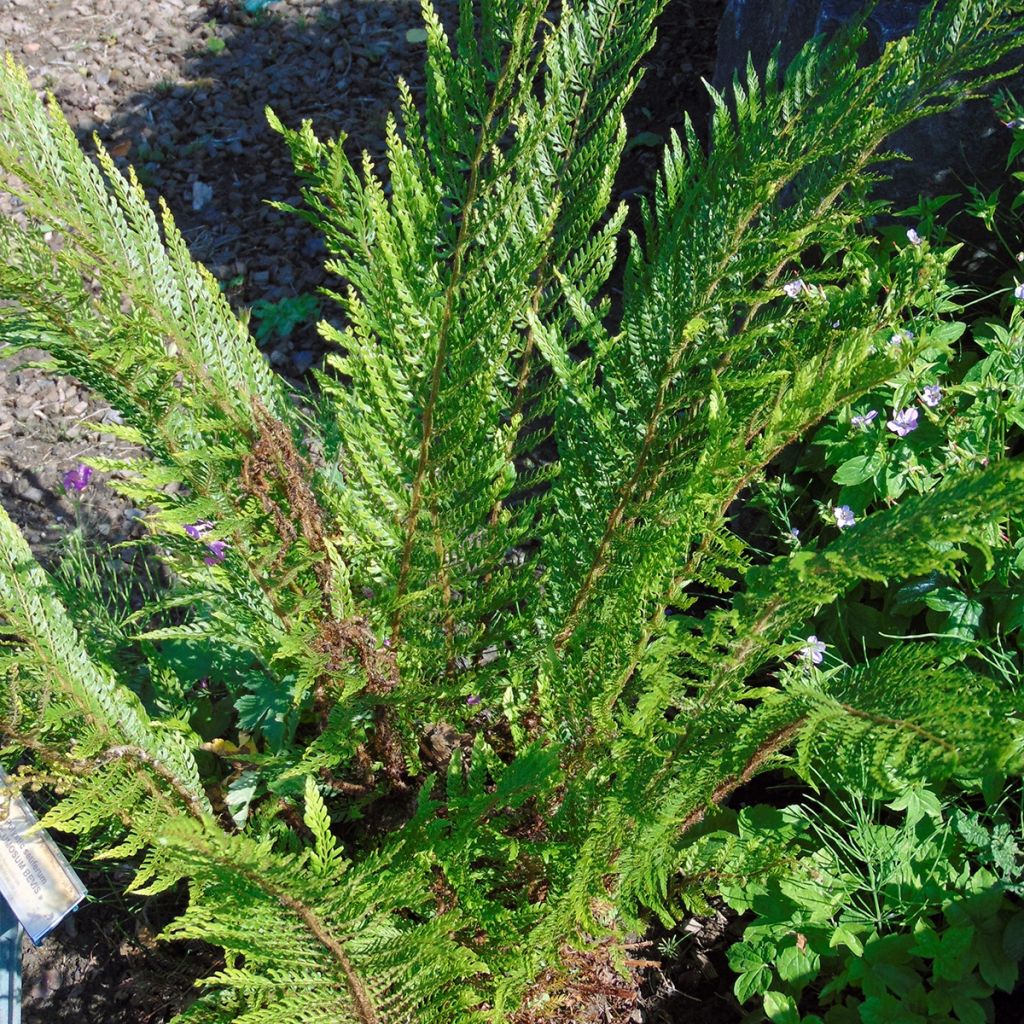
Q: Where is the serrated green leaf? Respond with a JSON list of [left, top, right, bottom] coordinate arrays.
[[734, 966, 773, 1005]]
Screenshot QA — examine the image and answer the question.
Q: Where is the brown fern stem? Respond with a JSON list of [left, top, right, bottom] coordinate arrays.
[[677, 718, 806, 837]]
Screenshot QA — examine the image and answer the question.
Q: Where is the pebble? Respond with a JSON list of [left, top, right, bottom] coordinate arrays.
[[291, 350, 315, 374], [16, 482, 46, 504]]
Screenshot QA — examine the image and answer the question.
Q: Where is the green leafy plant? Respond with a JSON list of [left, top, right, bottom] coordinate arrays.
[[716, 791, 1024, 1023], [250, 293, 321, 344], [202, 20, 228, 56], [2, 2, 1024, 1021], [755, 302, 1024, 665]]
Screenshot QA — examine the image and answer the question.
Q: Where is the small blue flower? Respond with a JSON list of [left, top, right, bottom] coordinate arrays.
[[800, 635, 827, 665], [466, 695, 482, 707], [887, 329, 915, 350], [887, 407, 919, 436], [783, 278, 807, 299], [1015, 281, 1024, 301], [921, 384, 942, 408], [203, 540, 229, 566], [184, 519, 214, 540], [834, 505, 856, 529], [906, 228, 922, 245], [852, 409, 878, 429], [62, 464, 93, 493]]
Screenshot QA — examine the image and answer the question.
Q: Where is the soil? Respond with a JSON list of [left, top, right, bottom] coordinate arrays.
[[0, 0, 726, 1020]]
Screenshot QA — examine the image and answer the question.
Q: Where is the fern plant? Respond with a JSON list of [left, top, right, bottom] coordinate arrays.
[[2, 1, 1024, 1020]]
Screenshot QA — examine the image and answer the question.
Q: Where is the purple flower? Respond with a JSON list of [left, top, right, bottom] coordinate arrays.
[[1014, 281, 1024, 301], [62, 464, 93, 493], [800, 635, 827, 665], [852, 409, 878, 429], [790, 527, 800, 538], [783, 278, 806, 299], [466, 695, 481, 707], [184, 520, 227, 564], [184, 519, 214, 540], [906, 228, 923, 245], [921, 384, 942, 408], [1004, 118, 1024, 130], [203, 540, 229, 566], [887, 407, 919, 437], [834, 505, 856, 529]]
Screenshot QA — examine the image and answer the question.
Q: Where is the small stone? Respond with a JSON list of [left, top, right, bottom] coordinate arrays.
[[191, 180, 214, 211], [291, 350, 315, 374], [18, 483, 45, 504]]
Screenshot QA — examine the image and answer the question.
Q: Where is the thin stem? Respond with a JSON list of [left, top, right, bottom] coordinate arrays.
[[677, 718, 806, 836]]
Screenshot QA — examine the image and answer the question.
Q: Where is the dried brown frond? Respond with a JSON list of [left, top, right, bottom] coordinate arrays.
[[509, 937, 648, 1024], [240, 398, 332, 591], [312, 616, 407, 788], [239, 401, 409, 789]]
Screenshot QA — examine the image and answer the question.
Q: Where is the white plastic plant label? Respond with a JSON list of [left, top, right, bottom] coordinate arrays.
[[0, 769, 87, 945]]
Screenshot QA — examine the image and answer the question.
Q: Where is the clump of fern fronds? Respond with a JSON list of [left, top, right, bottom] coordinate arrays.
[[1, 2, 1024, 1021]]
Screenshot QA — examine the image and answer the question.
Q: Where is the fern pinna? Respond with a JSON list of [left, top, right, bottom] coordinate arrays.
[[1, 1, 1023, 1020]]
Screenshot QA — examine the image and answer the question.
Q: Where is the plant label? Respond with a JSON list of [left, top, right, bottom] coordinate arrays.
[[0, 770, 87, 945]]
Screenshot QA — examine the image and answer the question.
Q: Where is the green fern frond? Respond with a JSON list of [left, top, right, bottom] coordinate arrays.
[[0, 502, 209, 813]]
